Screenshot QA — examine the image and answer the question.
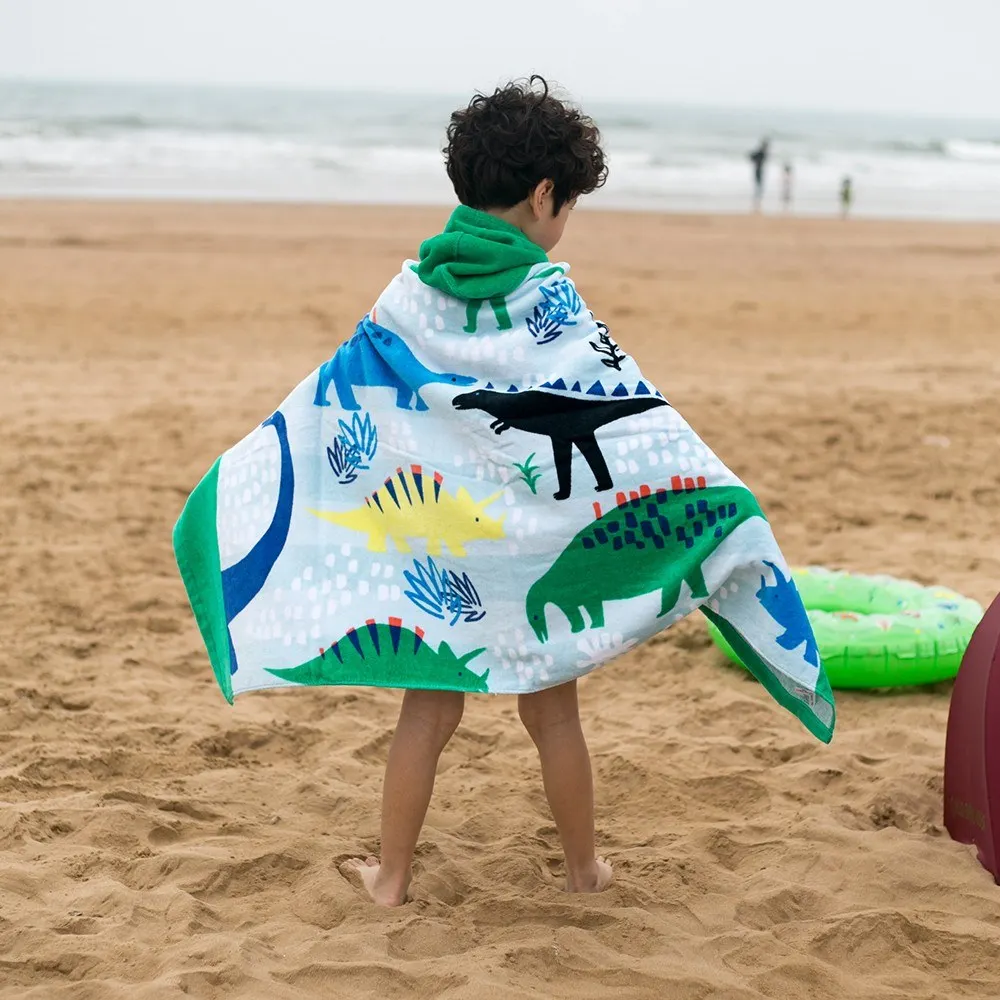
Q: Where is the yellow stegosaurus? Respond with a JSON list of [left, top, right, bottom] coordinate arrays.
[[309, 466, 505, 557]]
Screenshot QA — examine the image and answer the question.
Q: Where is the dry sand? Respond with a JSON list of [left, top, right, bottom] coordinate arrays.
[[2, 200, 1000, 999]]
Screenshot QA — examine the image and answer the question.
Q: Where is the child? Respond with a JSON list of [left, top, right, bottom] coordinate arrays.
[[173, 77, 834, 910], [348, 77, 614, 906]]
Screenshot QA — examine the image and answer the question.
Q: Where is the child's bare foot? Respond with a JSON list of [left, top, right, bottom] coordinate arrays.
[[565, 856, 613, 894], [343, 856, 410, 907]]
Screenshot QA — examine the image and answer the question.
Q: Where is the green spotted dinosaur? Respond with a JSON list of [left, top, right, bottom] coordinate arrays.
[[265, 617, 489, 693], [526, 478, 766, 641]]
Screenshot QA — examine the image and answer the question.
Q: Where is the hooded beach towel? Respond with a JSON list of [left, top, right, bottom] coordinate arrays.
[[173, 206, 835, 743]]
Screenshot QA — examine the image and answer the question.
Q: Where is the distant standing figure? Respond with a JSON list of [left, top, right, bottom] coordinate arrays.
[[840, 176, 853, 218], [781, 162, 794, 212], [748, 138, 770, 212]]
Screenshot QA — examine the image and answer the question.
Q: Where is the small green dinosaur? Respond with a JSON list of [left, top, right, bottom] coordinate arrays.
[[266, 618, 489, 693]]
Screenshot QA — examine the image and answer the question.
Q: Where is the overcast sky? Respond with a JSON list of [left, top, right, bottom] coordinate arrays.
[[1, 0, 998, 118]]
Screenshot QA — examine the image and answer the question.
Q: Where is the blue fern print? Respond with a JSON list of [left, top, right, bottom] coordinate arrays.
[[447, 570, 486, 623], [541, 279, 583, 317], [526, 305, 563, 345], [326, 437, 359, 484], [526, 278, 582, 345], [403, 557, 485, 625], [326, 411, 378, 485], [339, 412, 378, 467]]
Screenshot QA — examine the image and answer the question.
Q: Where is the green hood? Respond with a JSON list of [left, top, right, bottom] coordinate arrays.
[[415, 206, 551, 332]]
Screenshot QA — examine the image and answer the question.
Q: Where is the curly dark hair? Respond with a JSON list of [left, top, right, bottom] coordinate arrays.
[[444, 75, 608, 214]]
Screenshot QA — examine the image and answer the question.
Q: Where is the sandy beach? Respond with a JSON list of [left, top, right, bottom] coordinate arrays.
[[3, 199, 1000, 999]]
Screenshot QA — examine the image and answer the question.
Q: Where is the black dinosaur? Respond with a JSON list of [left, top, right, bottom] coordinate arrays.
[[453, 389, 670, 501]]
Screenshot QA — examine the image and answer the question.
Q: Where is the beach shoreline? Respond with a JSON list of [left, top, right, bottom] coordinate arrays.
[[5, 78, 1000, 222], [5, 191, 1000, 225], [2, 199, 1000, 999]]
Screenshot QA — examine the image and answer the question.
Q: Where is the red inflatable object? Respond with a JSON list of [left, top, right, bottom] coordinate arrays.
[[944, 592, 1000, 882]]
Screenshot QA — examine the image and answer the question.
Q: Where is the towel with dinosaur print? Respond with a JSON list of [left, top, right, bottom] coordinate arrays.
[[173, 257, 835, 743]]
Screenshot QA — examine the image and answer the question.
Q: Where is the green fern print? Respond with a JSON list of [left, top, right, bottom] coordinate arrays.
[[513, 453, 542, 494]]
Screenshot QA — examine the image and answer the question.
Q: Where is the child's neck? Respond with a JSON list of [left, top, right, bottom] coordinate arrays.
[[485, 203, 533, 237]]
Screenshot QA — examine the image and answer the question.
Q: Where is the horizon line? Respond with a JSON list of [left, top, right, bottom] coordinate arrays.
[[1, 74, 997, 124]]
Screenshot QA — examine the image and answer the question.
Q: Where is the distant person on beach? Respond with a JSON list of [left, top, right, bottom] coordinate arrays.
[[782, 162, 794, 211], [840, 176, 853, 218], [748, 138, 770, 211]]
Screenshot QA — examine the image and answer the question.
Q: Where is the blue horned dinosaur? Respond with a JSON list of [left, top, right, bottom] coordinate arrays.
[[314, 314, 475, 412], [756, 560, 820, 667]]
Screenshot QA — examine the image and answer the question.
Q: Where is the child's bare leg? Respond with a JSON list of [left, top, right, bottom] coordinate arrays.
[[518, 680, 613, 893], [349, 689, 464, 906]]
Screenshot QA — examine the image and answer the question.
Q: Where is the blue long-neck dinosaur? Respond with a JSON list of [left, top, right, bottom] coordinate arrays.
[[314, 316, 475, 412], [221, 410, 294, 673]]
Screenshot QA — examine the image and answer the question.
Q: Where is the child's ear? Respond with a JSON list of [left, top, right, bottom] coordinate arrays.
[[530, 179, 554, 219]]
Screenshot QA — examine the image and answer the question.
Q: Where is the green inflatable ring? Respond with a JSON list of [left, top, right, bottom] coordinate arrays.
[[707, 566, 984, 689]]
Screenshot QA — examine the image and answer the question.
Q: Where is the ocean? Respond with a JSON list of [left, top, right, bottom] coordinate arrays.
[[2, 79, 999, 221]]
